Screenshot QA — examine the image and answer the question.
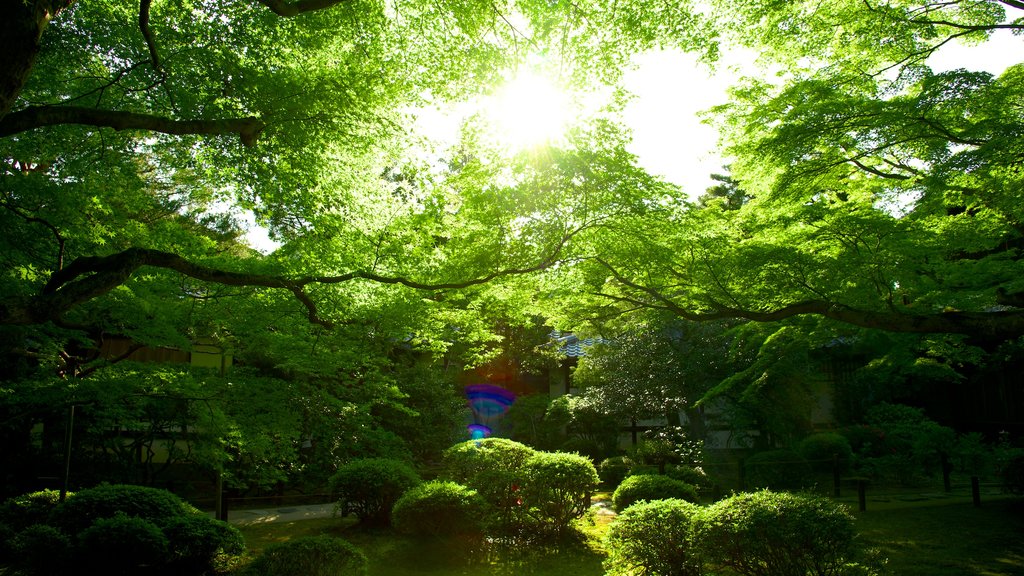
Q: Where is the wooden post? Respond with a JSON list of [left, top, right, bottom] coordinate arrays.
[[216, 470, 227, 521], [971, 476, 981, 507], [857, 480, 867, 512], [833, 454, 841, 498], [60, 405, 75, 502], [941, 453, 951, 493]]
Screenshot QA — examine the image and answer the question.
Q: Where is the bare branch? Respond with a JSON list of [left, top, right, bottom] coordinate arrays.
[[0, 106, 265, 146], [138, 0, 163, 74]]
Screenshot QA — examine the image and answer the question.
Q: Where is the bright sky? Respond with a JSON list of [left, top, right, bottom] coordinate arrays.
[[623, 27, 1024, 199], [243, 25, 1022, 252]]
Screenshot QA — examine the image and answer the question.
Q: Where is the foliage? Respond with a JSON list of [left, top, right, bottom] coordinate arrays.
[[798, 432, 854, 473], [856, 403, 957, 485], [330, 458, 421, 526], [598, 456, 635, 488], [634, 426, 705, 474], [522, 451, 600, 533], [612, 474, 698, 511], [243, 535, 367, 576], [441, 438, 536, 528], [604, 498, 705, 576], [506, 394, 571, 451], [78, 512, 170, 575], [699, 490, 857, 576], [161, 514, 246, 573], [0, 489, 67, 531], [391, 480, 487, 538], [7, 523, 72, 576], [664, 465, 713, 494], [50, 483, 198, 534], [744, 449, 812, 490]]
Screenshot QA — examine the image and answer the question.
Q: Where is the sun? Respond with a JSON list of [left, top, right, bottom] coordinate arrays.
[[483, 71, 573, 150]]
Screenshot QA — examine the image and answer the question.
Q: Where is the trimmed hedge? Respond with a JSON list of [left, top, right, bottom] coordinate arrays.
[[522, 451, 599, 532], [51, 483, 198, 533], [798, 432, 854, 473], [699, 490, 856, 576], [612, 474, 698, 511], [78, 512, 170, 575], [330, 458, 421, 526], [604, 498, 704, 576], [391, 481, 487, 538], [0, 489, 68, 531], [244, 535, 367, 576]]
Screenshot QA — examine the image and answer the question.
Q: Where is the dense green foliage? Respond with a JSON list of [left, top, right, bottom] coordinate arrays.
[[1, 483, 242, 576], [699, 491, 857, 576], [611, 474, 698, 511], [522, 451, 600, 533], [798, 433, 854, 473], [243, 535, 367, 576], [604, 498, 704, 576], [330, 458, 421, 526], [391, 480, 488, 538]]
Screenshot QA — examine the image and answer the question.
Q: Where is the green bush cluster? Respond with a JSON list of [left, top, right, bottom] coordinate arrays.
[[0, 483, 243, 576], [605, 490, 867, 576], [243, 535, 366, 576], [391, 481, 488, 538], [611, 474, 698, 511], [605, 498, 704, 576], [798, 432, 854, 473], [437, 438, 598, 540], [330, 458, 421, 526]]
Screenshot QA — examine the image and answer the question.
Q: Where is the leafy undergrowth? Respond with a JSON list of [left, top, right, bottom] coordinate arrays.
[[237, 495, 1024, 576]]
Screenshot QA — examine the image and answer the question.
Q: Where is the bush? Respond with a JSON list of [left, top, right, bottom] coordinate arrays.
[[78, 512, 170, 575], [798, 432, 854, 473], [441, 438, 536, 529], [244, 535, 367, 576], [598, 456, 634, 488], [612, 474, 698, 511], [8, 523, 72, 576], [664, 465, 711, 493], [699, 490, 856, 576], [522, 451, 599, 532], [51, 483, 197, 533], [391, 481, 487, 538], [162, 513, 245, 573], [744, 449, 812, 490], [605, 498, 704, 576], [0, 489, 68, 531], [330, 458, 421, 526]]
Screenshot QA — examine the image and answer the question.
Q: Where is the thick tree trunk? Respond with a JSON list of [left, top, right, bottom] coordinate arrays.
[[0, 0, 74, 120]]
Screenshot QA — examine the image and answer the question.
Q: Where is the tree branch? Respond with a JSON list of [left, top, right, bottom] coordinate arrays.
[[138, 0, 163, 74], [592, 258, 1024, 341], [252, 0, 351, 17], [3, 240, 570, 327], [0, 106, 265, 146]]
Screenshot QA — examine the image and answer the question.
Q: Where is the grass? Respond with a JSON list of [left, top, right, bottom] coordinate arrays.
[[237, 495, 1024, 576]]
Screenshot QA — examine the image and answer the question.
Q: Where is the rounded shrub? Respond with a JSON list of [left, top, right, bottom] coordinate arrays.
[[9, 523, 72, 576], [744, 449, 812, 490], [441, 438, 536, 529], [605, 498, 704, 576], [391, 480, 487, 538], [162, 513, 245, 573], [244, 535, 367, 576], [0, 489, 68, 531], [665, 465, 711, 493], [330, 458, 421, 526], [612, 474, 698, 511], [699, 490, 856, 576], [598, 456, 634, 488], [51, 483, 197, 533], [798, 432, 854, 473], [522, 451, 600, 532], [78, 512, 170, 575]]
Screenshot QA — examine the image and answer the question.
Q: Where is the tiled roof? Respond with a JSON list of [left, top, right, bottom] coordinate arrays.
[[553, 333, 606, 358]]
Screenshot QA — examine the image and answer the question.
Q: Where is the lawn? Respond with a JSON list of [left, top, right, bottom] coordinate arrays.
[[237, 496, 1024, 576]]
